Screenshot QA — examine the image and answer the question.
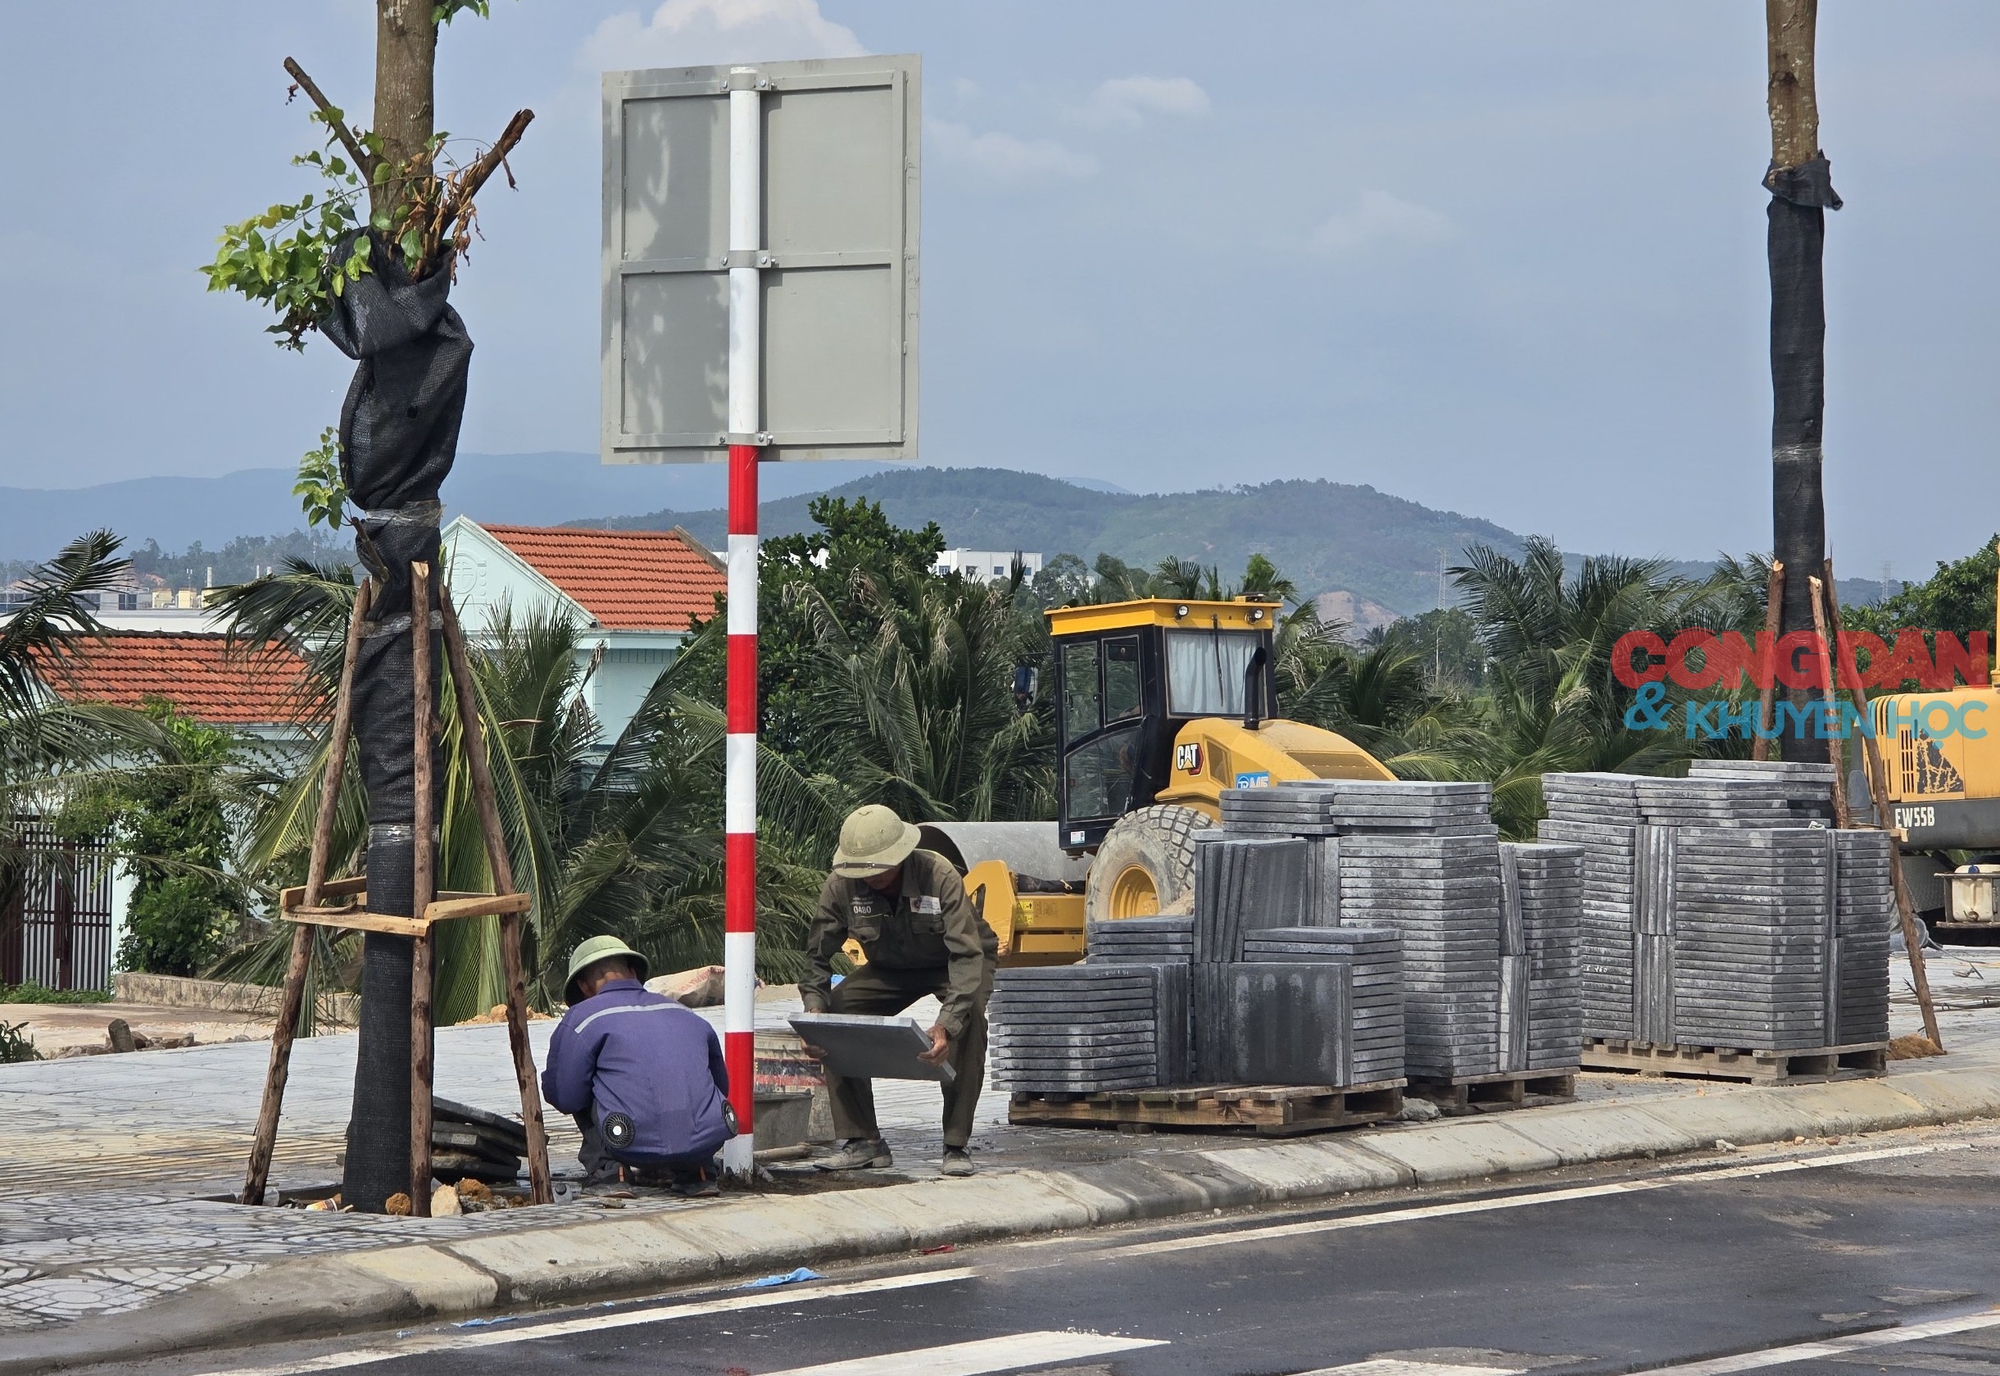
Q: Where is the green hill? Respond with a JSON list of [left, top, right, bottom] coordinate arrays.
[[583, 466, 1891, 619], [588, 468, 1528, 618]]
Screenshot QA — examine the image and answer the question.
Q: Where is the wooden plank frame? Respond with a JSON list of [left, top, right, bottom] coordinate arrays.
[[240, 569, 555, 1210], [1581, 1037, 1888, 1085]]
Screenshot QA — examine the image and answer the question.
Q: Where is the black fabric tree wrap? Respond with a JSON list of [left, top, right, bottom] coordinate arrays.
[[323, 231, 468, 1213], [1766, 157, 1841, 765]]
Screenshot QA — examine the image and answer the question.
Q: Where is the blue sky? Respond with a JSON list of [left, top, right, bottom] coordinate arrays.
[[1, 1, 1995, 576]]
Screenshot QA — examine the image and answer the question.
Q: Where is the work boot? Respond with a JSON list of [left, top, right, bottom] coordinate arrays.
[[816, 1138, 893, 1171], [670, 1161, 721, 1197], [940, 1147, 975, 1178]]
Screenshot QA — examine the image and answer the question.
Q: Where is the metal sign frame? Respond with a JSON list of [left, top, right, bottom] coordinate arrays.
[[601, 54, 921, 463]]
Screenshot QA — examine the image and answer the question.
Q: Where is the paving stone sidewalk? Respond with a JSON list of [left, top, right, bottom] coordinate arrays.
[[2, 956, 1995, 1342]]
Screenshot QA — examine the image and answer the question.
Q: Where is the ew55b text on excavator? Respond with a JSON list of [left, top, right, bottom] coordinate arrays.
[[915, 598, 1396, 965]]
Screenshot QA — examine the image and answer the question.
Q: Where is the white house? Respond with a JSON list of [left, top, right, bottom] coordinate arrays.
[[442, 517, 725, 743], [934, 548, 1043, 582]]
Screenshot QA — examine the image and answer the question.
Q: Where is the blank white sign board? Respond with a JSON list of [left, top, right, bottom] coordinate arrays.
[[601, 54, 921, 463]]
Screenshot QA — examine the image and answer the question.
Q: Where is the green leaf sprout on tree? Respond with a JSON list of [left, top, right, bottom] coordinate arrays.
[[294, 426, 348, 531], [201, 107, 374, 350], [434, 0, 494, 24], [205, 54, 532, 351]]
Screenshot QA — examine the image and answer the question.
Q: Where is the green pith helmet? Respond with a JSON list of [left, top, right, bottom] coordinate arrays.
[[564, 934, 650, 1005], [832, 804, 921, 878]]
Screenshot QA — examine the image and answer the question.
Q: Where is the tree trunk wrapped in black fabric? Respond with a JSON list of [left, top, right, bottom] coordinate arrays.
[[322, 232, 468, 1212], [1767, 157, 1840, 764]]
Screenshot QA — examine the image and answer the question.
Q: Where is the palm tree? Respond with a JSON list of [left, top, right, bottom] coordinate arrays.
[[1152, 556, 1209, 600], [1238, 553, 1296, 604], [1448, 537, 1727, 834], [214, 566, 841, 1018], [1, 534, 173, 942], [1276, 609, 1488, 784], [801, 564, 1055, 825], [0, 533, 150, 783]]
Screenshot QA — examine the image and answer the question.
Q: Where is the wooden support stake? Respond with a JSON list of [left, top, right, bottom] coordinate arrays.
[[1823, 562, 1943, 1049], [1753, 560, 1785, 761], [1806, 574, 1850, 828], [440, 586, 553, 1204], [409, 562, 435, 1214], [307, 578, 373, 912], [410, 929, 434, 1212], [242, 578, 372, 1206], [439, 593, 513, 895]]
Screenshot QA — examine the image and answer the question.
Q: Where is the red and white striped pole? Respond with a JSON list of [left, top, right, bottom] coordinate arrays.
[[722, 69, 764, 1176]]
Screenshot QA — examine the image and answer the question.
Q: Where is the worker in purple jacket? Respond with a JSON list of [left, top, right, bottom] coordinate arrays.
[[541, 935, 735, 1195]]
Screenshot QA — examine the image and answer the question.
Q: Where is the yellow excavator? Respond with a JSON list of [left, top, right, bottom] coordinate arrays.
[[916, 597, 1395, 966], [1870, 665, 2000, 941]]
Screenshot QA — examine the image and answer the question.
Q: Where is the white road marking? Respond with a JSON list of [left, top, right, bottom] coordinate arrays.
[[1295, 1363, 1523, 1376], [1630, 1305, 2000, 1373], [752, 1330, 1167, 1376], [1087, 1142, 1960, 1261], [188, 1268, 979, 1375], [188, 1139, 1964, 1376]]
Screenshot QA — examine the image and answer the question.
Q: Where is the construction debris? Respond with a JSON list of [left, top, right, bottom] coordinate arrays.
[[646, 965, 728, 1007]]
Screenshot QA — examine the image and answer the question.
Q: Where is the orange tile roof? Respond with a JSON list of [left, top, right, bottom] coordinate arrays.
[[479, 524, 725, 632], [37, 633, 311, 726]]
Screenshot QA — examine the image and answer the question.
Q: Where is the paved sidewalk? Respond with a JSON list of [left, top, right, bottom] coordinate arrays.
[[3, 954, 1996, 1369], [0, 1000, 274, 1057]]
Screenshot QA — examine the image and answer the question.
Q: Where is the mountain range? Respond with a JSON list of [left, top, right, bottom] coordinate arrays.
[[1, 454, 1890, 620], [0, 453, 889, 569], [587, 467, 1532, 621]]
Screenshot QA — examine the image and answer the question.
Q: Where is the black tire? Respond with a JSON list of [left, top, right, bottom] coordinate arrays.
[[1086, 804, 1208, 925]]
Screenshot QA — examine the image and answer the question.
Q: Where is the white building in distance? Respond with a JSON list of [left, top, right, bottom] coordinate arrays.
[[934, 549, 1043, 583]]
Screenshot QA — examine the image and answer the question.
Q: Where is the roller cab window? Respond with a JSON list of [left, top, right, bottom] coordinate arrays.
[[1062, 641, 1100, 736], [1165, 628, 1260, 717]]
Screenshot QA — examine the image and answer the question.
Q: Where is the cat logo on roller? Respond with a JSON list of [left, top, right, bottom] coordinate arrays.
[[921, 597, 1395, 966]]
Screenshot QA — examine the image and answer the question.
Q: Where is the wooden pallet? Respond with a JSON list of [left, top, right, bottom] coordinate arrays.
[[1007, 1081, 1404, 1136], [1581, 1038, 1887, 1085], [1407, 1068, 1579, 1112]]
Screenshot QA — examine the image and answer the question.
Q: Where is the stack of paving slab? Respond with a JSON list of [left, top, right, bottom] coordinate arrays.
[[1686, 759, 1838, 825], [1083, 915, 1198, 1078], [1187, 832, 1318, 1083], [1238, 926, 1405, 1084], [1085, 914, 1196, 964], [1500, 841, 1587, 1072], [431, 1097, 528, 1184], [988, 962, 1190, 1093], [1832, 831, 1895, 1043], [1212, 779, 1580, 1083], [1538, 762, 1890, 1052]]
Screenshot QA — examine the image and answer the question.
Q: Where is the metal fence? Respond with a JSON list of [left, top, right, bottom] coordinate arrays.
[[1, 822, 115, 991]]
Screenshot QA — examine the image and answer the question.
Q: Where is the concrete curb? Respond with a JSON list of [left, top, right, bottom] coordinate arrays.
[[16, 1063, 2000, 1374]]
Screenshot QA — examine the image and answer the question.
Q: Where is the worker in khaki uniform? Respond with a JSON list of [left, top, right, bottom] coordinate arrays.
[[801, 805, 997, 1177]]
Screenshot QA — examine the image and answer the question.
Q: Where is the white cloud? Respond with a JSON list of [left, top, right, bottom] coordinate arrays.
[[1310, 190, 1457, 256], [581, 0, 864, 72], [928, 119, 1096, 186], [1084, 76, 1211, 129]]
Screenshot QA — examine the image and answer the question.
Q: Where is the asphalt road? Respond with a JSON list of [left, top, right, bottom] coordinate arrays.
[[115, 1130, 2000, 1376]]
